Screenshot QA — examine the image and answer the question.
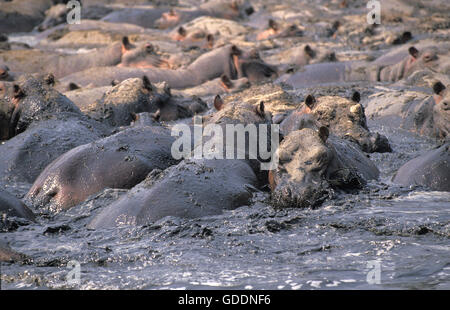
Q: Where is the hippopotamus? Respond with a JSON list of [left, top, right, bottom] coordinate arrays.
[[88, 159, 258, 228], [60, 45, 277, 88], [0, 189, 35, 221], [26, 126, 179, 212], [170, 27, 215, 50], [256, 19, 303, 40], [0, 75, 109, 183], [172, 75, 250, 98], [0, 37, 163, 78], [87, 96, 271, 228], [364, 81, 449, 140], [270, 127, 380, 208], [0, 64, 15, 81], [35, 3, 114, 32], [281, 46, 440, 88], [392, 143, 450, 191], [280, 94, 391, 153], [154, 0, 254, 29], [0, 240, 24, 262], [0, 0, 56, 33]]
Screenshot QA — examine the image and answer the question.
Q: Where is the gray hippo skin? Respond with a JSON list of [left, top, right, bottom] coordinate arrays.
[[281, 46, 440, 88], [0, 0, 55, 33], [0, 37, 162, 78], [0, 189, 35, 221], [60, 45, 277, 88], [88, 159, 258, 228], [0, 75, 109, 183], [392, 143, 450, 191], [280, 94, 391, 153], [27, 126, 179, 212], [270, 128, 379, 208]]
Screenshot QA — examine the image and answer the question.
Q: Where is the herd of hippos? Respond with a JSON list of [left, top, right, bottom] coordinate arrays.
[[0, 0, 449, 262]]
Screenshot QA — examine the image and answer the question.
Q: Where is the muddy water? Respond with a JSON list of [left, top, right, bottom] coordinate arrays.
[[1, 115, 448, 290], [1, 2, 449, 290]]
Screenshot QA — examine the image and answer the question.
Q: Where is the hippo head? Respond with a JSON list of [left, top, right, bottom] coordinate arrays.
[[306, 93, 391, 153], [219, 74, 250, 93], [8, 74, 81, 136], [155, 9, 181, 30], [432, 81, 450, 138], [231, 46, 277, 82], [257, 20, 303, 40], [118, 37, 169, 69], [270, 127, 334, 208], [231, 0, 255, 18], [36, 4, 68, 32], [404, 46, 439, 76], [0, 64, 11, 81]]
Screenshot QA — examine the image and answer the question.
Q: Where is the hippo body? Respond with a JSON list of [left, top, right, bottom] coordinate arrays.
[[0, 0, 55, 33], [0, 189, 35, 221], [393, 143, 450, 191], [101, 7, 169, 29], [27, 126, 178, 212], [281, 47, 440, 88], [88, 158, 258, 228], [60, 45, 276, 88]]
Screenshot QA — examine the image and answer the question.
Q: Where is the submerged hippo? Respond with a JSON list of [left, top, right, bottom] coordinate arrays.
[[280, 94, 391, 153], [281, 46, 440, 88], [0, 75, 109, 183], [256, 19, 303, 40], [0, 189, 35, 221], [60, 45, 277, 88], [0, 240, 24, 262], [27, 126, 178, 212], [393, 143, 450, 191], [270, 127, 380, 208], [88, 97, 272, 227], [0, 37, 163, 78]]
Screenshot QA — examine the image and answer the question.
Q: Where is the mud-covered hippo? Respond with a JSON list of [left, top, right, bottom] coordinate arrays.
[[280, 94, 391, 153], [172, 75, 250, 97], [0, 75, 109, 183], [365, 81, 449, 140], [281, 46, 440, 88], [60, 45, 277, 88], [27, 126, 179, 212], [0, 189, 35, 221], [0, 0, 56, 33], [270, 128, 380, 208], [88, 96, 271, 227], [393, 143, 450, 191], [0, 37, 163, 78]]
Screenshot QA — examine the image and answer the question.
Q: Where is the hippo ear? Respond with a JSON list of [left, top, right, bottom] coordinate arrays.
[[130, 112, 137, 121], [111, 79, 119, 87], [145, 43, 154, 54], [408, 46, 419, 59], [402, 31, 412, 42], [44, 73, 55, 86], [214, 95, 225, 111], [305, 94, 316, 109], [221, 74, 233, 89], [255, 101, 265, 117], [152, 110, 161, 121], [304, 45, 315, 58], [351, 91, 361, 103], [122, 36, 133, 51], [161, 81, 171, 96], [318, 126, 329, 143], [206, 34, 214, 48], [142, 76, 153, 91], [268, 19, 279, 31], [432, 81, 446, 95], [332, 21, 340, 30], [177, 26, 187, 37], [13, 84, 25, 99], [231, 45, 242, 56], [68, 82, 80, 91]]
